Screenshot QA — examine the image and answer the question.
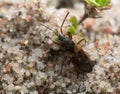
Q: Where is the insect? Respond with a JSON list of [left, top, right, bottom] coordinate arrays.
[[41, 11, 96, 75]]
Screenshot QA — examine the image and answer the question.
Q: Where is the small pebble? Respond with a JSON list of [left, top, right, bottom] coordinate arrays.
[[36, 61, 44, 70], [66, 90, 72, 94]]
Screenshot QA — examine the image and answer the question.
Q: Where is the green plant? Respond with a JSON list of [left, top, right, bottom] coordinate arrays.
[[78, 0, 111, 24], [85, 0, 111, 9], [68, 16, 78, 35]]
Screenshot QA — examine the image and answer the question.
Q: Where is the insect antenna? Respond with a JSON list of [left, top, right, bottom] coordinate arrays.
[[40, 23, 59, 36], [40, 23, 54, 32], [60, 11, 69, 34]]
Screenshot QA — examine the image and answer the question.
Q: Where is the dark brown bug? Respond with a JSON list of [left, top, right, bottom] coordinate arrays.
[[41, 12, 96, 75]]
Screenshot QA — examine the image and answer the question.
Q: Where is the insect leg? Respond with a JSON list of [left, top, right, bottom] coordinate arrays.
[[67, 32, 72, 40], [77, 38, 86, 46], [59, 56, 71, 75]]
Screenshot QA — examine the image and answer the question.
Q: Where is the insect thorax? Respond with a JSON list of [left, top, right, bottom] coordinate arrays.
[[58, 35, 75, 53]]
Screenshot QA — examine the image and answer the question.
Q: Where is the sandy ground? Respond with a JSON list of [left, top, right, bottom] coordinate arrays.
[[0, 0, 120, 94]]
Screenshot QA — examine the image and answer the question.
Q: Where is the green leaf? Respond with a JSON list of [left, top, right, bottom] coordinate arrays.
[[68, 26, 76, 35], [86, 0, 99, 7], [68, 16, 78, 35], [85, 0, 111, 8], [69, 16, 78, 29], [55, 36, 60, 42], [98, 0, 111, 8]]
